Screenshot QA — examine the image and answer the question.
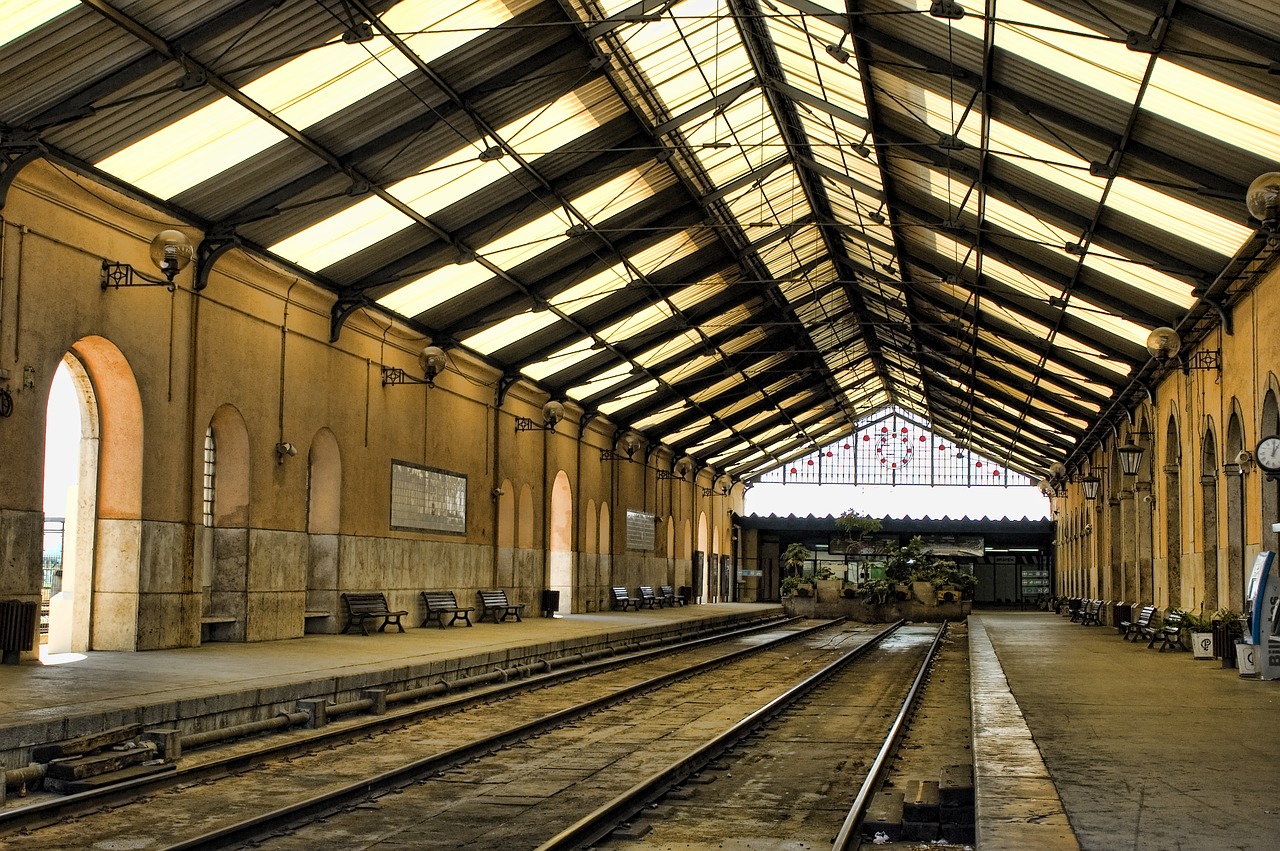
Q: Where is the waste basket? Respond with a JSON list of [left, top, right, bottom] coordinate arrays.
[[679, 585, 692, 606], [541, 589, 560, 618], [1112, 602, 1132, 632]]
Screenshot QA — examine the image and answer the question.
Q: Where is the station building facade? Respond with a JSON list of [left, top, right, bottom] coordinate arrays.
[[0, 161, 741, 653]]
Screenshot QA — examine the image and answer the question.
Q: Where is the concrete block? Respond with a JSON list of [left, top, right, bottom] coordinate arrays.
[[863, 789, 904, 840], [902, 778, 940, 822], [297, 698, 328, 728], [144, 728, 182, 761], [902, 819, 939, 841], [940, 762, 975, 806]]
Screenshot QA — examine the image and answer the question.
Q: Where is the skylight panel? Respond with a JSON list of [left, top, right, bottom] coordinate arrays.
[[97, 0, 520, 198], [272, 85, 614, 271], [521, 338, 598, 382], [633, 400, 689, 431], [1106, 177, 1250, 259], [636, 329, 705, 370], [1, 0, 78, 50], [1145, 59, 1280, 164], [567, 362, 636, 401], [1082, 252, 1196, 310], [665, 416, 714, 447], [379, 168, 660, 316], [598, 379, 660, 414], [598, 301, 673, 345]]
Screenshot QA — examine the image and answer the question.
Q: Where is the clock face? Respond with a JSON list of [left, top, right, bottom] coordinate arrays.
[[1257, 436, 1280, 472]]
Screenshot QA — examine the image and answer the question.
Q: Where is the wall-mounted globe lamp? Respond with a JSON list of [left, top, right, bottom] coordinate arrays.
[[601, 433, 641, 462], [1246, 171, 1280, 244], [101, 229, 194, 292], [382, 345, 448, 388], [515, 400, 565, 432]]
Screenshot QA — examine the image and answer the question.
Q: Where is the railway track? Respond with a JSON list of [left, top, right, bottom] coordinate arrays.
[[0, 619, 950, 850]]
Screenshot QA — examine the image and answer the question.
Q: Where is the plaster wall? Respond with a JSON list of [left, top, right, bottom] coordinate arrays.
[[0, 161, 739, 651]]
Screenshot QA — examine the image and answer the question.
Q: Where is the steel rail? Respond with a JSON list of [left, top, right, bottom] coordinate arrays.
[[831, 620, 949, 850], [0, 614, 794, 832], [534, 619, 906, 850], [154, 617, 852, 851]]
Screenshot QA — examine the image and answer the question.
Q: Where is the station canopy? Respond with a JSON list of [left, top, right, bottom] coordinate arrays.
[[3, 0, 1277, 484]]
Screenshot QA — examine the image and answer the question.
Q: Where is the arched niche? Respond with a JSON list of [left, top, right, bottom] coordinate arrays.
[[304, 428, 341, 632], [1261, 382, 1279, 553], [1165, 413, 1183, 609], [518, 483, 534, 549], [205, 404, 251, 642], [549, 471, 573, 613], [1201, 424, 1219, 612], [1225, 406, 1246, 611], [584, 499, 597, 554], [66, 336, 146, 651], [497, 479, 515, 550]]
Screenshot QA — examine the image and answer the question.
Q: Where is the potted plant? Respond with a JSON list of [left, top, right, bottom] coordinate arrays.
[[1181, 610, 1214, 659], [780, 575, 810, 597], [1211, 608, 1245, 667], [859, 577, 894, 605]]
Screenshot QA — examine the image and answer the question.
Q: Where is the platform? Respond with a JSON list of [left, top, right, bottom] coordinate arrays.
[[973, 611, 1280, 851], [0, 603, 782, 768]]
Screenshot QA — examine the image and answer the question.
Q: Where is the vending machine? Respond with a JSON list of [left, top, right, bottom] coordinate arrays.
[[1244, 551, 1280, 679]]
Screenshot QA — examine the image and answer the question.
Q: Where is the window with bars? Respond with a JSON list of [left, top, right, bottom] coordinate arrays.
[[202, 427, 215, 527]]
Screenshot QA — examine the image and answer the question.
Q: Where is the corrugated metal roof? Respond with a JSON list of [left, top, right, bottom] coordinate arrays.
[[3, 0, 1278, 483]]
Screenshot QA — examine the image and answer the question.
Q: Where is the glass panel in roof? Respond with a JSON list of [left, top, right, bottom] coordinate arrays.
[[598, 379, 660, 414], [1082, 252, 1195, 310], [567, 362, 635, 401], [633, 400, 689, 431], [665, 416, 713, 447], [520, 337, 598, 381], [462, 229, 703, 354], [2, 0, 77, 49], [1145, 58, 1280, 163], [97, 0, 524, 199], [379, 168, 662, 316], [691, 375, 740, 404], [272, 84, 615, 271], [1106, 177, 1249, 259], [597, 301, 673, 345], [639, 330, 707, 372], [717, 391, 766, 420]]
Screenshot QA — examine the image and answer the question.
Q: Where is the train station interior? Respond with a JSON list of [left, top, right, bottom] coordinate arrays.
[[2, 0, 1280, 848]]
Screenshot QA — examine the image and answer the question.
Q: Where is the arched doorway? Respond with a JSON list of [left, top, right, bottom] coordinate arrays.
[[305, 429, 341, 632], [1225, 409, 1246, 611], [1262, 387, 1279, 554], [1165, 415, 1182, 609], [1201, 427, 1219, 612], [43, 357, 93, 654], [205, 404, 250, 642], [696, 512, 709, 604], [549, 471, 573, 613]]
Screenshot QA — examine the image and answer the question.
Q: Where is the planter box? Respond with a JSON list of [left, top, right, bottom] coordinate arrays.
[[1236, 642, 1259, 677], [1189, 631, 1214, 659]]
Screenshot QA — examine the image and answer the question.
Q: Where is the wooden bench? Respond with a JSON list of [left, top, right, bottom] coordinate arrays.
[[1079, 598, 1104, 626], [611, 586, 638, 611], [1151, 611, 1187, 651], [660, 585, 684, 607], [340, 592, 408, 635], [420, 590, 474, 629], [637, 586, 663, 609], [1120, 605, 1157, 642], [477, 589, 525, 623]]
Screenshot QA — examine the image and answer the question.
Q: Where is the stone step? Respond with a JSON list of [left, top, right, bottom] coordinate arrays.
[[32, 724, 143, 762], [45, 742, 158, 781], [44, 761, 175, 795], [902, 778, 940, 821]]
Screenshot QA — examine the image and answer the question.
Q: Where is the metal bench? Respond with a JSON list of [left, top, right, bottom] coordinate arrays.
[[477, 589, 525, 623], [1151, 611, 1187, 651], [420, 590, 474, 629], [660, 585, 684, 607], [1078, 598, 1104, 626], [611, 586, 638, 611], [340, 592, 408, 635], [637, 586, 663, 608], [1120, 605, 1157, 641]]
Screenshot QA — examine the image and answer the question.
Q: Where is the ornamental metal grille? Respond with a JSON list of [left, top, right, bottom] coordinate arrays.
[[755, 409, 1032, 487]]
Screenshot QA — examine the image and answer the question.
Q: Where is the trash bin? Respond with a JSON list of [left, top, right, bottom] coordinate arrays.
[[679, 585, 692, 606], [540, 589, 560, 618], [1112, 602, 1132, 632]]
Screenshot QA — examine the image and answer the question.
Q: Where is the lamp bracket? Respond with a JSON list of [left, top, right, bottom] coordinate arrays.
[[381, 365, 434, 387], [656, 469, 684, 480], [101, 260, 173, 291], [600, 449, 633, 462], [515, 416, 555, 432], [1181, 350, 1222, 374]]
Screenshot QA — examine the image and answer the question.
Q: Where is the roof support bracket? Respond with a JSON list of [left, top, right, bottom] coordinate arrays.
[[328, 296, 364, 343], [194, 235, 239, 293], [496, 373, 521, 409], [0, 140, 45, 212]]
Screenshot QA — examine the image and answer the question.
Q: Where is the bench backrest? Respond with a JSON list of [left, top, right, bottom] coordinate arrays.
[[479, 589, 511, 607], [422, 590, 461, 609], [343, 592, 390, 614], [639, 586, 657, 598], [611, 586, 631, 600], [660, 585, 675, 597], [1162, 611, 1185, 630], [1137, 605, 1157, 623]]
